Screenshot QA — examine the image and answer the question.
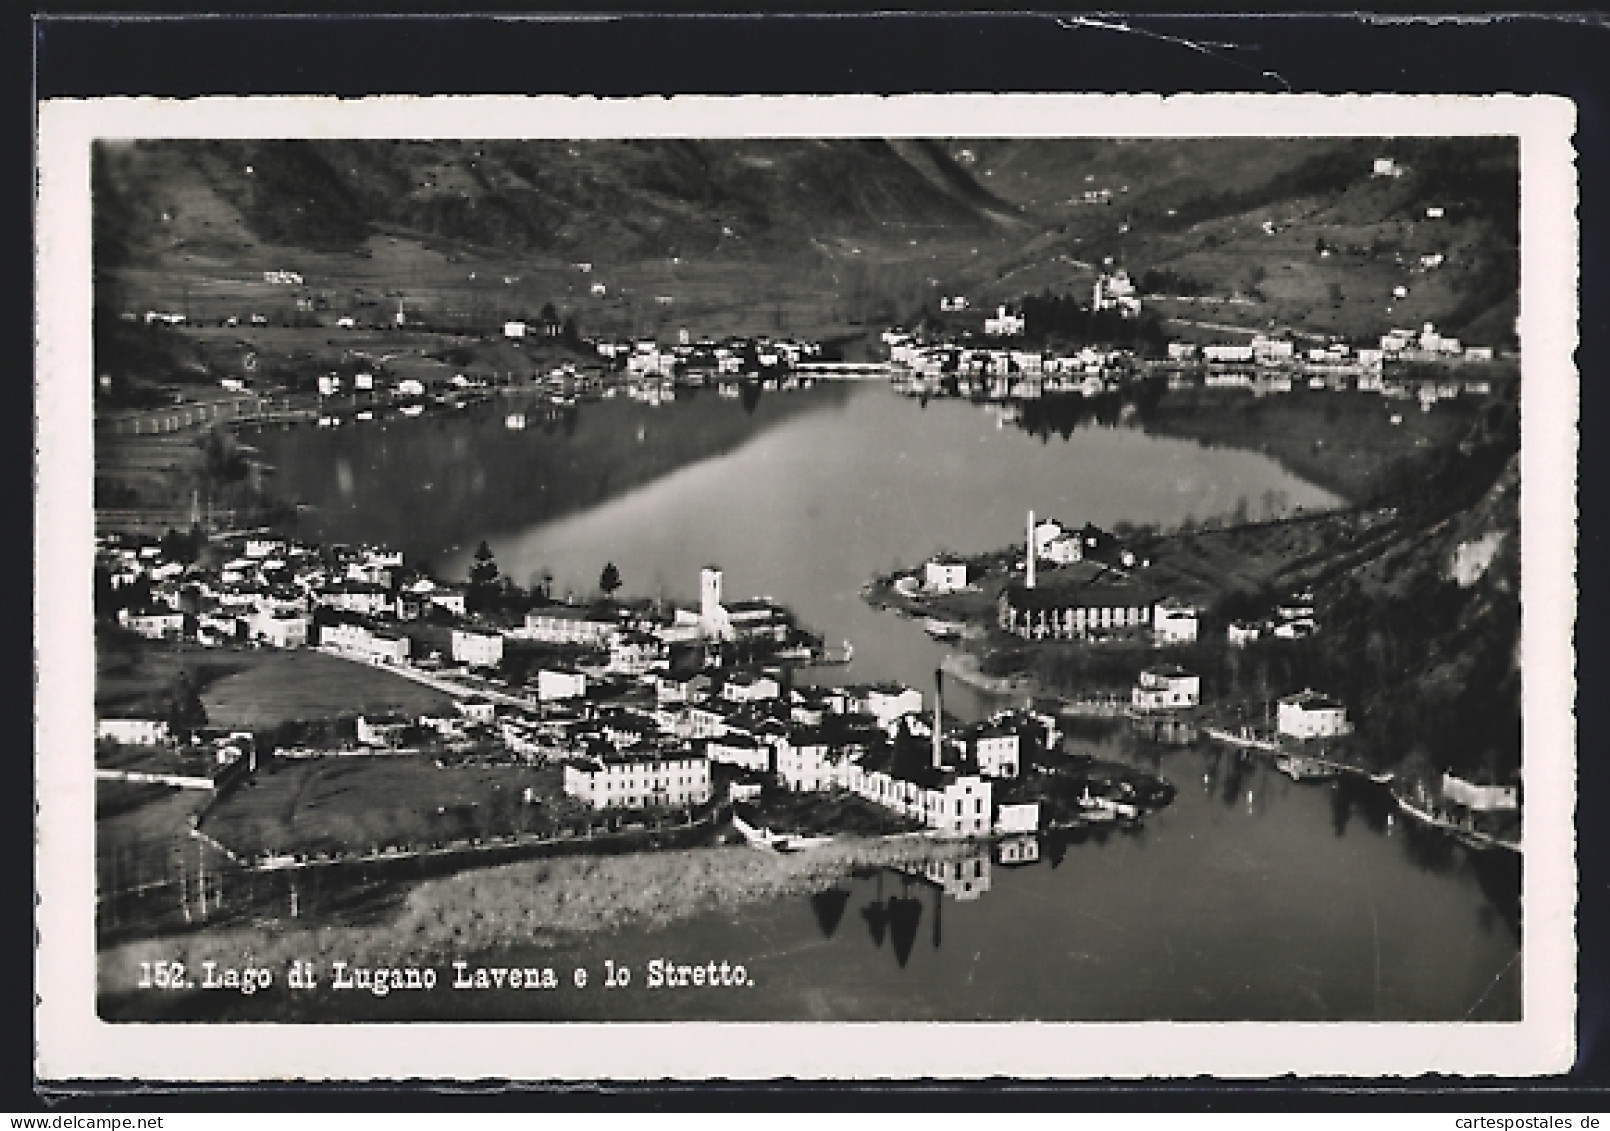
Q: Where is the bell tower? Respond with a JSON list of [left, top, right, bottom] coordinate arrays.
[[700, 566, 723, 625]]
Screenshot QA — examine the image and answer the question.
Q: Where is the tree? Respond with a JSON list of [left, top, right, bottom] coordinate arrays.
[[599, 561, 623, 600], [467, 541, 500, 614], [469, 541, 499, 588]]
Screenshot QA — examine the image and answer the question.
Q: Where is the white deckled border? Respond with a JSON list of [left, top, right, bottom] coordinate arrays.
[[36, 93, 1579, 1081]]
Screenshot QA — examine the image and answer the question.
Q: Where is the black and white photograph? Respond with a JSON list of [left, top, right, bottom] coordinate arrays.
[[34, 94, 1577, 1080]]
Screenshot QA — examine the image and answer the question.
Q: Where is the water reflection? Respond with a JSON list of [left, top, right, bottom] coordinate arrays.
[[886, 883, 923, 968], [810, 888, 850, 940]]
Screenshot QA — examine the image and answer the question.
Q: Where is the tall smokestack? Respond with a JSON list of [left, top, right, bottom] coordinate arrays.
[[933, 667, 944, 768], [1027, 509, 1036, 589]]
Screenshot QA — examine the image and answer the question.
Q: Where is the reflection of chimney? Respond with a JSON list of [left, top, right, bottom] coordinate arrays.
[[933, 667, 944, 768], [1026, 509, 1036, 589]]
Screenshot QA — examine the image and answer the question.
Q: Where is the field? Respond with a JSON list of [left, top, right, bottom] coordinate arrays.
[[737, 789, 923, 838], [199, 756, 574, 858], [199, 649, 453, 729]]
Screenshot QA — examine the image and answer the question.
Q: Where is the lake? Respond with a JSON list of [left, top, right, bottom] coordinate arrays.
[[253, 380, 1340, 695], [427, 736, 1521, 1022], [205, 380, 1521, 1022]]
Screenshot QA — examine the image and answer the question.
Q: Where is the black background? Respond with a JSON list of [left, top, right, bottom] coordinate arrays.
[[20, 7, 1609, 1112]]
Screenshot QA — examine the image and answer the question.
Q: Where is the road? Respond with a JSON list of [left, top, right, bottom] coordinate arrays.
[[313, 646, 540, 711]]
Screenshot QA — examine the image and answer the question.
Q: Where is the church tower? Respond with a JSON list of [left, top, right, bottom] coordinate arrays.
[[700, 566, 725, 637]]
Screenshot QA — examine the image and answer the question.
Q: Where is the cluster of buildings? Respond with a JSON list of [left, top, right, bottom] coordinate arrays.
[[97, 528, 1065, 839], [593, 333, 824, 383], [1226, 590, 1320, 647], [560, 671, 1051, 838], [883, 328, 1141, 403], [100, 527, 810, 687], [882, 266, 1501, 413]]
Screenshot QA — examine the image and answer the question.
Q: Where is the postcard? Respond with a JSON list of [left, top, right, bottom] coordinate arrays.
[[35, 92, 1578, 1080]]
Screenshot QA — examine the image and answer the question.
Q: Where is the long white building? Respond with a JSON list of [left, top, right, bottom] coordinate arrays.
[[562, 749, 712, 811]]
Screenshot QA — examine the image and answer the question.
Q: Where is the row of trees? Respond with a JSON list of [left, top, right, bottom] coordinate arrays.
[[466, 541, 623, 615]]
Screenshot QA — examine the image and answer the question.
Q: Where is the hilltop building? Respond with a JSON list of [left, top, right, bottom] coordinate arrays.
[[983, 305, 1026, 337], [1092, 269, 1141, 316]]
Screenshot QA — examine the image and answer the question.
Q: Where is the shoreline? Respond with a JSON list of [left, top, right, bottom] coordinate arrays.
[[98, 834, 987, 977]]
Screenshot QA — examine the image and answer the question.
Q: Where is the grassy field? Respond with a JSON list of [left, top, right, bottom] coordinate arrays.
[[737, 789, 922, 837], [199, 649, 453, 729]]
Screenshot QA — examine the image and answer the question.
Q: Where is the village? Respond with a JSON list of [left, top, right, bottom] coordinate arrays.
[[882, 267, 1503, 420], [95, 258, 1524, 883], [97, 517, 1203, 881], [865, 491, 1520, 856]]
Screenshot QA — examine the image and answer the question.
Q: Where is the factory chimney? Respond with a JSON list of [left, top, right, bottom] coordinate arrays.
[[1026, 509, 1036, 590], [932, 667, 945, 768]]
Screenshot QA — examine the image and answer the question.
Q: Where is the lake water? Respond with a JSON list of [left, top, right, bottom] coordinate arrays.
[[254, 381, 1340, 695], [220, 381, 1521, 1022], [445, 738, 1521, 1022], [115, 731, 1519, 1023]]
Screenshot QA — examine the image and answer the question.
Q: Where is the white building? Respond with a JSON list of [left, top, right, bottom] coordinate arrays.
[[117, 608, 186, 640], [607, 631, 667, 676], [862, 684, 925, 730], [842, 761, 994, 838], [995, 801, 1040, 835], [456, 699, 497, 725], [316, 582, 394, 618], [1092, 270, 1141, 316], [1131, 666, 1201, 712], [537, 669, 588, 702], [451, 628, 505, 669], [698, 566, 734, 641], [1441, 773, 1519, 812], [503, 321, 528, 339], [1152, 600, 1200, 645], [983, 305, 1026, 337], [1202, 343, 1256, 365], [705, 734, 771, 773], [1276, 690, 1352, 740], [97, 718, 171, 746], [563, 750, 711, 810], [356, 714, 411, 748], [721, 672, 781, 703], [522, 607, 619, 647], [1226, 621, 1262, 648], [963, 721, 1021, 778], [320, 622, 410, 664], [924, 559, 969, 594], [247, 611, 310, 649]]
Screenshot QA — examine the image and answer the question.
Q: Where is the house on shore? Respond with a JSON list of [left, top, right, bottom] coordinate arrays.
[[1132, 666, 1201, 712], [998, 579, 1155, 640], [1275, 690, 1352, 739], [97, 718, 172, 746]]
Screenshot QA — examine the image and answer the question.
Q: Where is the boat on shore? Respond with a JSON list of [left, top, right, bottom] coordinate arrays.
[[1275, 753, 1340, 782], [1394, 793, 1520, 854], [1204, 725, 1282, 753], [922, 617, 967, 640]]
